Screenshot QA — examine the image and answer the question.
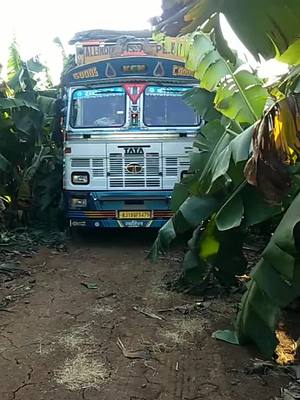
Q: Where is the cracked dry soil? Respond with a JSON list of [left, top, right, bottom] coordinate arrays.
[[0, 230, 288, 400]]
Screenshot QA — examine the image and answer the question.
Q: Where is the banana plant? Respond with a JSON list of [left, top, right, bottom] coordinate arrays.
[[0, 40, 61, 224], [150, 28, 272, 286], [149, 117, 283, 285], [152, 1, 300, 358], [156, 0, 300, 63], [214, 186, 300, 357], [156, 23, 268, 125]]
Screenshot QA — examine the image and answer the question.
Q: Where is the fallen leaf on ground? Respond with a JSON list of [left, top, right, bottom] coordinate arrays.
[[81, 282, 98, 290], [212, 329, 239, 345], [117, 337, 151, 359]]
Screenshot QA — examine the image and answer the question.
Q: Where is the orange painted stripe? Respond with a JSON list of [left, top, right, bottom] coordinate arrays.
[[82, 211, 173, 219]]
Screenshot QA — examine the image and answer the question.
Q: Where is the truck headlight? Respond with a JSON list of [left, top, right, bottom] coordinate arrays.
[[70, 198, 87, 208], [71, 172, 89, 185]]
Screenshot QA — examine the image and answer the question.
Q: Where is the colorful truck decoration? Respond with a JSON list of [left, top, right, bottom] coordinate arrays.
[[63, 30, 200, 228]]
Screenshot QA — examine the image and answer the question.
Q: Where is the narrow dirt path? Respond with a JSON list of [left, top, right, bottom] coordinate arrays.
[[0, 230, 287, 399]]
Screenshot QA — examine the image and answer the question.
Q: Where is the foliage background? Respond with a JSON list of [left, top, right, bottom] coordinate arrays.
[[151, 0, 300, 358], [0, 41, 63, 228]]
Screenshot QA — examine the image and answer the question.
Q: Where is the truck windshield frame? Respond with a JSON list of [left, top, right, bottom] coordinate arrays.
[[143, 86, 200, 128], [70, 87, 126, 129]]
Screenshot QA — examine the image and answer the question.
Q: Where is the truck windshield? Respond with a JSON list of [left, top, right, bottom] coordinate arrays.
[[70, 87, 126, 128], [143, 86, 199, 127]]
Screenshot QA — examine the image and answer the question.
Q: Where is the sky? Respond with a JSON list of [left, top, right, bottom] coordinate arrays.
[[0, 0, 287, 84], [0, 0, 162, 83]]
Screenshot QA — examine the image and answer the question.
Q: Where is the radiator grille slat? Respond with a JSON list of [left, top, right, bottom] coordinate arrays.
[[164, 157, 190, 177], [92, 158, 105, 178], [71, 158, 105, 178], [92, 159, 104, 168], [108, 152, 161, 189], [165, 157, 178, 177], [71, 158, 90, 168], [179, 161, 190, 167]]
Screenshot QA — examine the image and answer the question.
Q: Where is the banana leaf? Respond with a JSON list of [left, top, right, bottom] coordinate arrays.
[[7, 40, 23, 82], [183, 87, 222, 122], [161, 30, 267, 125], [0, 98, 39, 111], [157, 0, 300, 61], [149, 118, 232, 260], [215, 191, 300, 357], [174, 217, 247, 288], [188, 32, 267, 124], [0, 153, 10, 172], [149, 194, 219, 261]]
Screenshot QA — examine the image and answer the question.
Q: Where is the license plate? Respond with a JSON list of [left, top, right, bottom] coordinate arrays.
[[118, 211, 151, 219]]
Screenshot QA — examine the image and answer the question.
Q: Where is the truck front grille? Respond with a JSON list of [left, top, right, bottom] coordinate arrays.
[[108, 152, 161, 189]]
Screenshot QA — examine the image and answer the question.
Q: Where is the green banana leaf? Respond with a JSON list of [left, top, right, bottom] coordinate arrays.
[[157, 0, 300, 62], [0, 153, 10, 172], [278, 39, 300, 65], [0, 98, 39, 111], [191, 120, 234, 195], [149, 117, 246, 260], [149, 117, 234, 260], [181, 217, 247, 287], [186, 32, 267, 124], [160, 29, 267, 124], [216, 184, 283, 231], [7, 40, 23, 82], [0, 38, 62, 227], [183, 87, 222, 122], [150, 116, 285, 287], [149, 195, 219, 261], [32, 146, 63, 214], [216, 192, 300, 357], [36, 95, 56, 116]]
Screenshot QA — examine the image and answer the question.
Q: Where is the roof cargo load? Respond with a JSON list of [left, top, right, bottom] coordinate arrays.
[[70, 29, 183, 66]]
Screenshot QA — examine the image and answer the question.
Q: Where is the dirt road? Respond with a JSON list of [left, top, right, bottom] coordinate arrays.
[[0, 230, 287, 399]]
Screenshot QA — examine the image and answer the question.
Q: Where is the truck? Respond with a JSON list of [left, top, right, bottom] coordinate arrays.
[[62, 30, 200, 229]]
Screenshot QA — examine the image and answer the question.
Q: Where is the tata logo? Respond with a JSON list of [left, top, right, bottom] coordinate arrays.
[[118, 145, 150, 154], [126, 162, 143, 174], [125, 147, 144, 155]]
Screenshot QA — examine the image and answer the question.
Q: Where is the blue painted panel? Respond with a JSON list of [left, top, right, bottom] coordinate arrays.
[[69, 218, 168, 229], [65, 190, 172, 229], [64, 57, 197, 86], [66, 190, 172, 211]]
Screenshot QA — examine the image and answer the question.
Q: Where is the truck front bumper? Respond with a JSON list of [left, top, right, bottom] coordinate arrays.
[[65, 190, 173, 228]]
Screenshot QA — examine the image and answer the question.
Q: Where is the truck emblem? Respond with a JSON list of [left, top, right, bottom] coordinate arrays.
[[118, 145, 150, 154], [126, 162, 143, 174], [124, 147, 144, 155]]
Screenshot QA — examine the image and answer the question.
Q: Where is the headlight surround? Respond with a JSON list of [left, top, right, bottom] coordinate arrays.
[[71, 172, 90, 185], [70, 198, 87, 208]]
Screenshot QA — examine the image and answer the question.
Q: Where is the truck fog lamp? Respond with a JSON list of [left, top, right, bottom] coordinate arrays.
[[71, 172, 89, 185], [70, 198, 87, 208]]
